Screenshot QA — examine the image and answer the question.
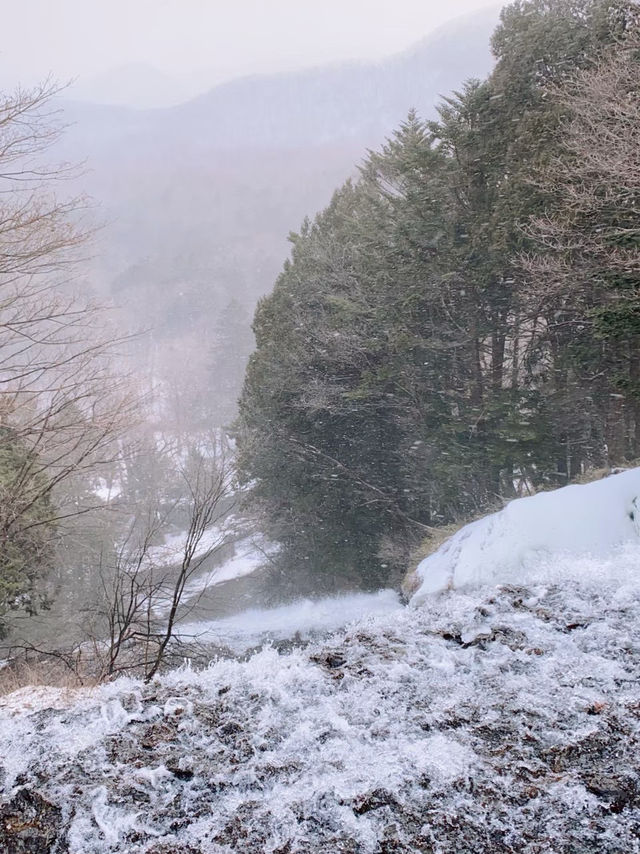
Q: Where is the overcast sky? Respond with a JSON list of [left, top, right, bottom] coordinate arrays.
[[1, 0, 504, 102]]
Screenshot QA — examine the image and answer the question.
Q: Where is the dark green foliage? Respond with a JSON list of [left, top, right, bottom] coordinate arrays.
[[0, 427, 55, 632], [206, 299, 255, 427], [238, 0, 640, 590]]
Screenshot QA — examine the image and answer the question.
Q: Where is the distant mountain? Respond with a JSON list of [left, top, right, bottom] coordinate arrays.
[[59, 8, 498, 157], [53, 8, 501, 422], [68, 63, 195, 109]]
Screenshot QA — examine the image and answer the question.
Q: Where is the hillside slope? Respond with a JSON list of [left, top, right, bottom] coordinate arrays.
[[1, 473, 640, 852], [412, 469, 640, 601]]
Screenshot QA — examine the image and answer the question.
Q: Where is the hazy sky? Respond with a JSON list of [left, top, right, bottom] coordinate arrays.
[[1, 0, 503, 98]]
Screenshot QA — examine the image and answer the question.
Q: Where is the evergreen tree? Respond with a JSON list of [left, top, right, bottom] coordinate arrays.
[[237, 0, 640, 591], [206, 299, 255, 427], [0, 425, 55, 632]]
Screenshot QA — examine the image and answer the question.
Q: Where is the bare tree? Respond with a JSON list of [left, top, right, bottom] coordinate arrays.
[[523, 32, 640, 292], [90, 438, 235, 680], [520, 29, 640, 464], [0, 81, 139, 621]]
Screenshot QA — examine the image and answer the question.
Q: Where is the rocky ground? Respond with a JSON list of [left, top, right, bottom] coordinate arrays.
[[1, 574, 640, 853]]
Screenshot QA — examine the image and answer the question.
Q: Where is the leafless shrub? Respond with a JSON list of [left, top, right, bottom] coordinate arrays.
[[87, 440, 236, 681]]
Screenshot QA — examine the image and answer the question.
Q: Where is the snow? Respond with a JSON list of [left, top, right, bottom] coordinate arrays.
[[144, 525, 226, 570], [175, 537, 269, 609], [412, 467, 640, 603], [177, 588, 402, 651], [1, 575, 639, 851], [3, 474, 640, 850], [93, 477, 122, 503], [148, 533, 272, 617], [0, 685, 84, 714]]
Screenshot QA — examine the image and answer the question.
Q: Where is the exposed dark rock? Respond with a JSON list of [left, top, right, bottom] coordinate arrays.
[[166, 760, 194, 781], [583, 773, 640, 813], [0, 788, 66, 853], [352, 787, 398, 815], [311, 650, 347, 669]]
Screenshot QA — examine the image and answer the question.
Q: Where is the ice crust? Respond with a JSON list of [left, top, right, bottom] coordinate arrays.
[[1, 575, 640, 851], [412, 467, 640, 602], [3, 472, 640, 850], [177, 588, 402, 651]]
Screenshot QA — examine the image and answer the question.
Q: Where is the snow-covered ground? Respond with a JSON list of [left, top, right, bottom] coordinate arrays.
[[145, 525, 227, 572], [175, 537, 272, 609], [177, 589, 402, 651], [2, 471, 640, 852], [412, 467, 640, 602], [149, 533, 271, 619], [1, 574, 639, 852], [139, 513, 278, 618]]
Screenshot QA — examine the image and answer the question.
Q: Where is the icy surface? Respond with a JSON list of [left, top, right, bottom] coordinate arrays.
[[413, 467, 640, 602], [1, 574, 640, 852], [177, 589, 402, 651]]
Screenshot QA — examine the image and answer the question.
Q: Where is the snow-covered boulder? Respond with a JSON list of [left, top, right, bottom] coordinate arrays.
[[411, 467, 640, 604]]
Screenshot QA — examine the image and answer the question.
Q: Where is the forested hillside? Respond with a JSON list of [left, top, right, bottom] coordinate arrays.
[[238, 0, 640, 590], [0, 7, 499, 659], [3, 6, 640, 850]]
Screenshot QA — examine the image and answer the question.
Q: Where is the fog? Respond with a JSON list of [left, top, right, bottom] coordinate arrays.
[[3, 0, 502, 104], [2, 4, 640, 850], [1, 0, 503, 654]]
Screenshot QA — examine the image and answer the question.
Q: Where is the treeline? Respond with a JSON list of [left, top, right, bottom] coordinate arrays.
[[237, 0, 640, 589]]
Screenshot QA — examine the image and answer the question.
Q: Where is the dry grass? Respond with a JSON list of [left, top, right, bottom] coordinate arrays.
[[572, 462, 639, 485], [401, 521, 470, 599], [0, 653, 102, 697], [408, 522, 466, 567]]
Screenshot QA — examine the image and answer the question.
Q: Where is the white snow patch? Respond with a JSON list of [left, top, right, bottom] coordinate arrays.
[[177, 538, 268, 605], [92, 476, 122, 503], [0, 685, 85, 714], [412, 467, 640, 602], [163, 696, 193, 717], [144, 525, 226, 570], [89, 786, 143, 844]]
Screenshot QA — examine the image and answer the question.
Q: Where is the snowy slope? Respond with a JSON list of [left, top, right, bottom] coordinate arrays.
[[2, 473, 640, 851], [177, 589, 402, 652], [1, 577, 639, 852], [412, 468, 640, 603], [151, 534, 270, 618]]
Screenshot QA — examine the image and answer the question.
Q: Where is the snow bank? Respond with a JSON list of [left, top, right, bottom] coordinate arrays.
[[412, 467, 640, 603]]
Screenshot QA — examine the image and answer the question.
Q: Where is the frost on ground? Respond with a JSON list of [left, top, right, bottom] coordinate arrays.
[[413, 467, 640, 601], [177, 589, 402, 652], [1, 572, 640, 852]]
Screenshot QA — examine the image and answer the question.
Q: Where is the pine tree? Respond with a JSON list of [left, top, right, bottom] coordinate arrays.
[[205, 299, 255, 427], [237, 0, 640, 592]]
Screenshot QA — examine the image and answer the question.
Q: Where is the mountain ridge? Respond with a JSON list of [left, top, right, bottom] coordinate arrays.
[[57, 7, 499, 154]]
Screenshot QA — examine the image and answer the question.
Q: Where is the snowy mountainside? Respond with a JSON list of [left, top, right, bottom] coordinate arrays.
[[412, 468, 640, 603], [1, 575, 640, 852], [2, 471, 640, 851]]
